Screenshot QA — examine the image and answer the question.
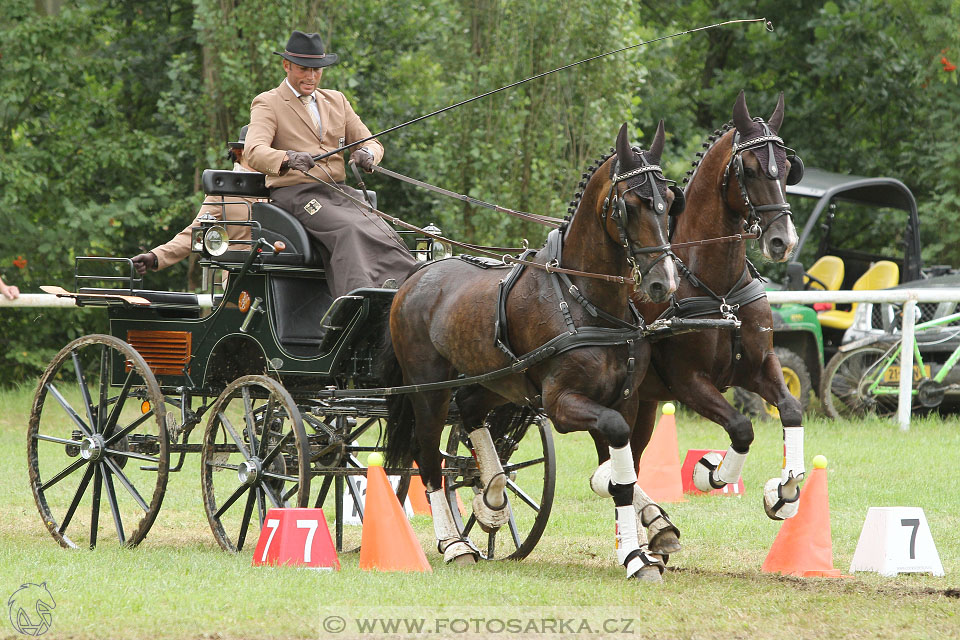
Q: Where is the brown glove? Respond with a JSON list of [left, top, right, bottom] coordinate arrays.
[[351, 148, 375, 173], [131, 252, 158, 275], [286, 150, 316, 173]]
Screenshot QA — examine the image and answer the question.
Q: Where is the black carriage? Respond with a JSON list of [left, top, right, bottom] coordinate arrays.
[[27, 170, 555, 559]]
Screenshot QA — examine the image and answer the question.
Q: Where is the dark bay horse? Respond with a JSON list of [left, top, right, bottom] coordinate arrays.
[[597, 93, 805, 552], [383, 122, 683, 581]]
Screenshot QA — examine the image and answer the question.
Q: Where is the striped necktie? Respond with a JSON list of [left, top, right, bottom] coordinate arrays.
[[298, 94, 322, 136]]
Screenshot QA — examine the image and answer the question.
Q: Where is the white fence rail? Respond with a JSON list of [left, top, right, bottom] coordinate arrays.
[[7, 288, 960, 430]]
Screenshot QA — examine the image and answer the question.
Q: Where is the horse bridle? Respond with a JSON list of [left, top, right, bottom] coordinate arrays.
[[721, 121, 796, 237], [602, 154, 675, 287]]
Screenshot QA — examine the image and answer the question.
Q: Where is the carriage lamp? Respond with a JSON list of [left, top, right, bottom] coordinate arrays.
[[203, 225, 229, 257], [415, 224, 442, 261], [192, 214, 217, 252]]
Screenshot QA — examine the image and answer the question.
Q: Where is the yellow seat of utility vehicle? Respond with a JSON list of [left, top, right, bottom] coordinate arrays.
[[817, 260, 900, 330], [804, 255, 845, 291]]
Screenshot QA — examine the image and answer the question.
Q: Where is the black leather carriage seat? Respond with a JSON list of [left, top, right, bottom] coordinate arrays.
[[199, 170, 375, 268]]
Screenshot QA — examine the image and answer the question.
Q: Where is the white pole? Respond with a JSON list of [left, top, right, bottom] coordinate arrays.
[[898, 298, 917, 431], [0, 294, 77, 308]]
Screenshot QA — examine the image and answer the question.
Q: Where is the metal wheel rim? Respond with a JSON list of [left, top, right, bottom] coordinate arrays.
[[27, 334, 169, 549]]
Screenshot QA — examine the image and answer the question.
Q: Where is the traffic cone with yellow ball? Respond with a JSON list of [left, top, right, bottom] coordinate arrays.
[[636, 403, 686, 503]]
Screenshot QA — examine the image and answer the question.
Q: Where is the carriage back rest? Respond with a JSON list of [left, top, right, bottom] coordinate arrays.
[[252, 202, 323, 267], [201, 169, 270, 198]]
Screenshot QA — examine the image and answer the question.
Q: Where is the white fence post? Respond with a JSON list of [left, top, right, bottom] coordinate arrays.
[[898, 298, 917, 431]]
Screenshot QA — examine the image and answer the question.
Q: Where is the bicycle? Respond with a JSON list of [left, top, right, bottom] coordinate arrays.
[[821, 309, 960, 419]]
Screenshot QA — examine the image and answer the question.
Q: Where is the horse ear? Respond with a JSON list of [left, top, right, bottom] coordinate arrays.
[[768, 91, 785, 134], [647, 119, 665, 165], [615, 122, 632, 165], [732, 90, 753, 133]]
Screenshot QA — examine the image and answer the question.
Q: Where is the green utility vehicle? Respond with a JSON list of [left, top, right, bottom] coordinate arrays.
[[736, 168, 928, 417]]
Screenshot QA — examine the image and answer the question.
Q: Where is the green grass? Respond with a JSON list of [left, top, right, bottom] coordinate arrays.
[[2, 382, 958, 639]]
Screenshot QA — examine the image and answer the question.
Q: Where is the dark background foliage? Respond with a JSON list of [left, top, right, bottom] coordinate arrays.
[[1, 0, 957, 385]]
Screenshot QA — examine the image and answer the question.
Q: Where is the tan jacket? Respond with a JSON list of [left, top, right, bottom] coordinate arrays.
[[246, 81, 384, 188], [151, 196, 258, 270]]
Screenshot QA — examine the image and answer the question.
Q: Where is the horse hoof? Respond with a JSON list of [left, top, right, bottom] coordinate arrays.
[[693, 452, 724, 492], [648, 529, 681, 555], [589, 460, 613, 498], [630, 565, 663, 583], [763, 477, 800, 520]]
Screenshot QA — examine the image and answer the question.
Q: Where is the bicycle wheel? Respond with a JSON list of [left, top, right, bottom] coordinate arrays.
[[821, 344, 901, 419]]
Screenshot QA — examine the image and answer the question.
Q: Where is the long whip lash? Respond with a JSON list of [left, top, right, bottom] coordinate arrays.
[[313, 18, 772, 162]]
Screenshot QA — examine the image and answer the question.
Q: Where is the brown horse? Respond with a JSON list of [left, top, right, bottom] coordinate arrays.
[[591, 92, 804, 551], [383, 122, 683, 581]]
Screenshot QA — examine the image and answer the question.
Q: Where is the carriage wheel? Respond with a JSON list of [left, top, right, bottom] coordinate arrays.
[[821, 345, 900, 419], [200, 375, 310, 552], [443, 413, 555, 560], [27, 334, 169, 549]]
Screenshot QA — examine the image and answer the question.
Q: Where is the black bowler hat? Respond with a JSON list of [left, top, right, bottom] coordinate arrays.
[[274, 30, 339, 68], [227, 124, 248, 148]]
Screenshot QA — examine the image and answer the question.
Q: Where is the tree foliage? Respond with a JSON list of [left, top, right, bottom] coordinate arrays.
[[0, 0, 957, 384]]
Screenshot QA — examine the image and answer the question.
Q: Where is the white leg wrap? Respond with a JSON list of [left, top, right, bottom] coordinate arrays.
[[717, 447, 748, 485], [589, 460, 613, 498], [609, 445, 637, 486], [782, 426, 805, 482], [469, 427, 506, 508], [616, 506, 641, 569], [429, 489, 477, 563]]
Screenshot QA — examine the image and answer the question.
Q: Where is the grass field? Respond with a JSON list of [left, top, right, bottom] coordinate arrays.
[[2, 382, 958, 639]]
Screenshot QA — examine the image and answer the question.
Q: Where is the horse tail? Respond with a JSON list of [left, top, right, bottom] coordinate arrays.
[[380, 329, 419, 469]]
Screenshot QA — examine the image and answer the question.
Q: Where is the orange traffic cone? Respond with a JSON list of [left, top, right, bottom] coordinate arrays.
[[636, 403, 686, 503], [761, 456, 841, 577], [359, 459, 432, 572], [407, 464, 431, 516]]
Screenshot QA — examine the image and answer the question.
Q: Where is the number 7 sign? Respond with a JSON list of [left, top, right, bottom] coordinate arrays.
[[850, 507, 944, 577], [252, 508, 340, 570]]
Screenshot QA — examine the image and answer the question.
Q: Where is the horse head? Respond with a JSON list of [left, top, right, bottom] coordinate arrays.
[[596, 121, 680, 303], [726, 90, 801, 262]]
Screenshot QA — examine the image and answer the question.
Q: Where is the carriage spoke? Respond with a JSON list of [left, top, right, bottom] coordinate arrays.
[[103, 457, 149, 512], [89, 464, 102, 548], [505, 478, 540, 511], [344, 417, 378, 443], [219, 413, 251, 459], [105, 448, 159, 464], [257, 397, 276, 457], [58, 463, 95, 536], [104, 410, 153, 447], [261, 471, 299, 483], [46, 383, 93, 437], [214, 484, 249, 519], [262, 483, 282, 509], [235, 489, 257, 552], [242, 388, 259, 455], [260, 431, 291, 467], [35, 433, 81, 447], [487, 530, 496, 559], [502, 456, 545, 473], [206, 460, 240, 471], [97, 345, 109, 432], [461, 512, 477, 538], [101, 370, 136, 440], [282, 483, 300, 504], [72, 350, 97, 434], [40, 458, 87, 492], [102, 464, 126, 545], [507, 511, 522, 549], [313, 475, 333, 508], [257, 487, 266, 526]]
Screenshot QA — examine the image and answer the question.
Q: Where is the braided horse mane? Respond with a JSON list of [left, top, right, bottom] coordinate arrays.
[[566, 147, 617, 219], [683, 120, 735, 190]]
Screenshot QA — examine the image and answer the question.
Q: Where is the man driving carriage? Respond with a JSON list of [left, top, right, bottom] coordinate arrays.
[[245, 30, 416, 297], [130, 125, 260, 274]]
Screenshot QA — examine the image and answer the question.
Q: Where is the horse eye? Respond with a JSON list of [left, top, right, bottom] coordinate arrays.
[[744, 167, 758, 179]]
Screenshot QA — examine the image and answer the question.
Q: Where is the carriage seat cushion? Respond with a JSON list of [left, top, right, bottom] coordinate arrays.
[[252, 202, 324, 267], [201, 170, 269, 198]]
